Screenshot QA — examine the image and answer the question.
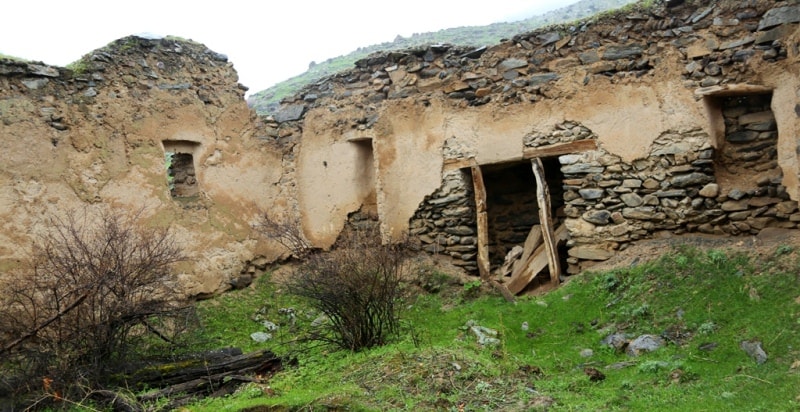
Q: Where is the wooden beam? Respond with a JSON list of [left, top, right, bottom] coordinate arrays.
[[444, 157, 478, 171], [522, 139, 597, 160], [470, 165, 490, 281], [506, 225, 567, 294], [531, 158, 561, 286], [509, 224, 543, 279]]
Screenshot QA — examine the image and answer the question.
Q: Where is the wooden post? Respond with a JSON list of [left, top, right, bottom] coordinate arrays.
[[470, 165, 490, 281], [531, 158, 561, 286]]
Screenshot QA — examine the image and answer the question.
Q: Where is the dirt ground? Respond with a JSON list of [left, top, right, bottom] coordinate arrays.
[[588, 227, 800, 272]]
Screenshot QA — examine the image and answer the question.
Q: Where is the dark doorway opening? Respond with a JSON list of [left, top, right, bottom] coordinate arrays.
[[482, 157, 566, 272]]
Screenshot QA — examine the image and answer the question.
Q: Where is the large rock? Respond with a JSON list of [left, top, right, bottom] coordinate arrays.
[[583, 209, 611, 225], [602, 44, 643, 60], [622, 207, 665, 221], [699, 183, 719, 198], [528, 73, 560, 87], [274, 104, 306, 123], [498, 58, 528, 72], [758, 6, 800, 31], [565, 218, 596, 237], [626, 335, 664, 356], [670, 173, 711, 188], [562, 164, 604, 174], [620, 193, 643, 207], [739, 339, 767, 364], [579, 188, 605, 200], [568, 245, 615, 261]]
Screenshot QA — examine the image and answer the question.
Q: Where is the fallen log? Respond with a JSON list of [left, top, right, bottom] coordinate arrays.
[[128, 348, 281, 407]]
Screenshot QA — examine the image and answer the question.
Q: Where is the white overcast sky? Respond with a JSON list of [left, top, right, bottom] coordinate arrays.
[[2, 1, 579, 96]]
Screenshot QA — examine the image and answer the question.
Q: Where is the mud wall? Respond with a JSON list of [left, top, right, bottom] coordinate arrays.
[[0, 36, 290, 297], [275, 0, 800, 271]]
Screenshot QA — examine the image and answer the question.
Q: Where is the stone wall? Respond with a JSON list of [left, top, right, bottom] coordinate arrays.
[[271, 0, 800, 279], [409, 170, 478, 273]]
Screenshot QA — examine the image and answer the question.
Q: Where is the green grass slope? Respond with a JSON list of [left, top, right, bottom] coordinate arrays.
[[186, 245, 800, 411]]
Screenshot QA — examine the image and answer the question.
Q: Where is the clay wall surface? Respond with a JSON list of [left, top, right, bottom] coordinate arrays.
[[0, 36, 290, 297], [4, 0, 800, 294], [274, 0, 800, 272]]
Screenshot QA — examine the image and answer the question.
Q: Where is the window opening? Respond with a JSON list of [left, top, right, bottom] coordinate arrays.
[[163, 141, 200, 199]]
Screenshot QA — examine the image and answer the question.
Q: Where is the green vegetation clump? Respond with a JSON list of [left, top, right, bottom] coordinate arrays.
[[186, 245, 800, 410], [0, 53, 27, 62], [66, 58, 90, 75]]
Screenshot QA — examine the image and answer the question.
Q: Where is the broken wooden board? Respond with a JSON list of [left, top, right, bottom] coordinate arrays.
[[506, 224, 567, 295], [509, 224, 543, 278], [531, 157, 561, 286]]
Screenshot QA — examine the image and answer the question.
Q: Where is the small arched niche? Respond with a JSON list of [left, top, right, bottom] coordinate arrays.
[[163, 140, 201, 198]]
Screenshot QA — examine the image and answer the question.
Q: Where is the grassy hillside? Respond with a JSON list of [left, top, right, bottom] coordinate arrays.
[[183, 244, 800, 410], [246, 0, 638, 116]]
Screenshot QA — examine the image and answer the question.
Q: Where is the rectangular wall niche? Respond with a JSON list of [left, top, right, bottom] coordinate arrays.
[[719, 93, 777, 191], [163, 140, 200, 198], [702, 87, 778, 193]]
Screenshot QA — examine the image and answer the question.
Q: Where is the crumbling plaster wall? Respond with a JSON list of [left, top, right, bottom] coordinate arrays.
[[297, 73, 709, 246], [0, 36, 287, 296], [278, 0, 800, 272]]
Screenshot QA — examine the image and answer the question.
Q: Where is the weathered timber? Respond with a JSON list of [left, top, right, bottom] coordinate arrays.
[[531, 158, 561, 286], [522, 139, 597, 160], [130, 349, 281, 406], [130, 348, 279, 387], [506, 224, 567, 294], [509, 224, 543, 279], [471, 165, 490, 280]]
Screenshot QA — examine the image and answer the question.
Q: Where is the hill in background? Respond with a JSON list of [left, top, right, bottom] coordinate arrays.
[[246, 0, 638, 116]]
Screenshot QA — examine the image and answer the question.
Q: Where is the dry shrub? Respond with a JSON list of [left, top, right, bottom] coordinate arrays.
[[253, 212, 313, 259], [288, 227, 407, 352], [0, 208, 186, 407]]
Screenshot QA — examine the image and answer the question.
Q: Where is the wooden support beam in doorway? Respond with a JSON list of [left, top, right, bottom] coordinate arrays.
[[531, 158, 561, 286], [470, 165, 515, 302], [470, 165, 490, 280]]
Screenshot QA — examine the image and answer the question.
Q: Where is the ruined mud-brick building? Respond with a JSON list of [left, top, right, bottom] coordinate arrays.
[[0, 37, 290, 297], [273, 0, 800, 291], [3, 1, 800, 296]]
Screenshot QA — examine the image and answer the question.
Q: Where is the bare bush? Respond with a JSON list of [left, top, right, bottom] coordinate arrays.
[[287, 227, 407, 351], [0, 208, 186, 405], [253, 213, 313, 259]]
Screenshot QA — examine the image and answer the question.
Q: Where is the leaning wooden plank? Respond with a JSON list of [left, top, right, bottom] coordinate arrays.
[[506, 225, 568, 294], [470, 165, 490, 281], [509, 224, 543, 278], [506, 242, 549, 294], [531, 158, 561, 286]]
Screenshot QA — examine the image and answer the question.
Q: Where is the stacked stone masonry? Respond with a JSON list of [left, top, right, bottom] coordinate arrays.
[[409, 170, 479, 272], [273, 0, 800, 277]]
